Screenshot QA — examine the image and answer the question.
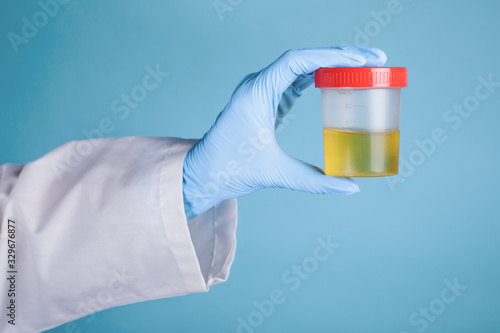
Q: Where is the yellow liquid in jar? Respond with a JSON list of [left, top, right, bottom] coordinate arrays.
[[323, 129, 400, 177]]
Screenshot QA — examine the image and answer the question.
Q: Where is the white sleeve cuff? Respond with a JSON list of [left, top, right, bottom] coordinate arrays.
[[158, 137, 238, 290], [0, 137, 238, 333]]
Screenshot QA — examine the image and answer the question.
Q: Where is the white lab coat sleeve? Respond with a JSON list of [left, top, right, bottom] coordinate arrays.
[[0, 136, 237, 333]]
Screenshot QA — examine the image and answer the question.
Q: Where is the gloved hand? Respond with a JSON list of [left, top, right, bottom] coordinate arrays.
[[183, 46, 387, 220]]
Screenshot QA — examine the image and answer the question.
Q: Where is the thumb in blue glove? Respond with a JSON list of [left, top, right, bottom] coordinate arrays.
[[183, 46, 387, 220]]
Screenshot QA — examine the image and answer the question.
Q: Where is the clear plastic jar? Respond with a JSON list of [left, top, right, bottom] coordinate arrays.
[[315, 67, 407, 177]]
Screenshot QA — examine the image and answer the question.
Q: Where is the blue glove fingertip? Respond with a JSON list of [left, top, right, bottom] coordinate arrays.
[[325, 176, 360, 195], [340, 46, 387, 67], [344, 177, 360, 194], [340, 51, 367, 66], [362, 47, 387, 67]]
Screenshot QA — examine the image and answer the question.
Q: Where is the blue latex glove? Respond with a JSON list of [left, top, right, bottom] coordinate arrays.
[[183, 46, 387, 220]]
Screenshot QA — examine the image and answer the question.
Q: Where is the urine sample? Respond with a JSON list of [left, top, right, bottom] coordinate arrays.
[[323, 129, 399, 177], [315, 67, 407, 177]]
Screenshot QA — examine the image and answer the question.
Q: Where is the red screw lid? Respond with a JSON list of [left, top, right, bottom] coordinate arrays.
[[315, 67, 407, 88]]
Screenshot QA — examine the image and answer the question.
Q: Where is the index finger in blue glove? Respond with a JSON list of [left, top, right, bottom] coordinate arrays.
[[262, 46, 387, 98], [271, 46, 387, 128]]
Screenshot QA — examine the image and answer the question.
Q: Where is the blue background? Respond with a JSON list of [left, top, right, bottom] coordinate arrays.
[[1, 0, 499, 332]]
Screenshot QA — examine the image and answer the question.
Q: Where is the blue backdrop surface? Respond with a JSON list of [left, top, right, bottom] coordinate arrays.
[[1, 1, 499, 332]]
